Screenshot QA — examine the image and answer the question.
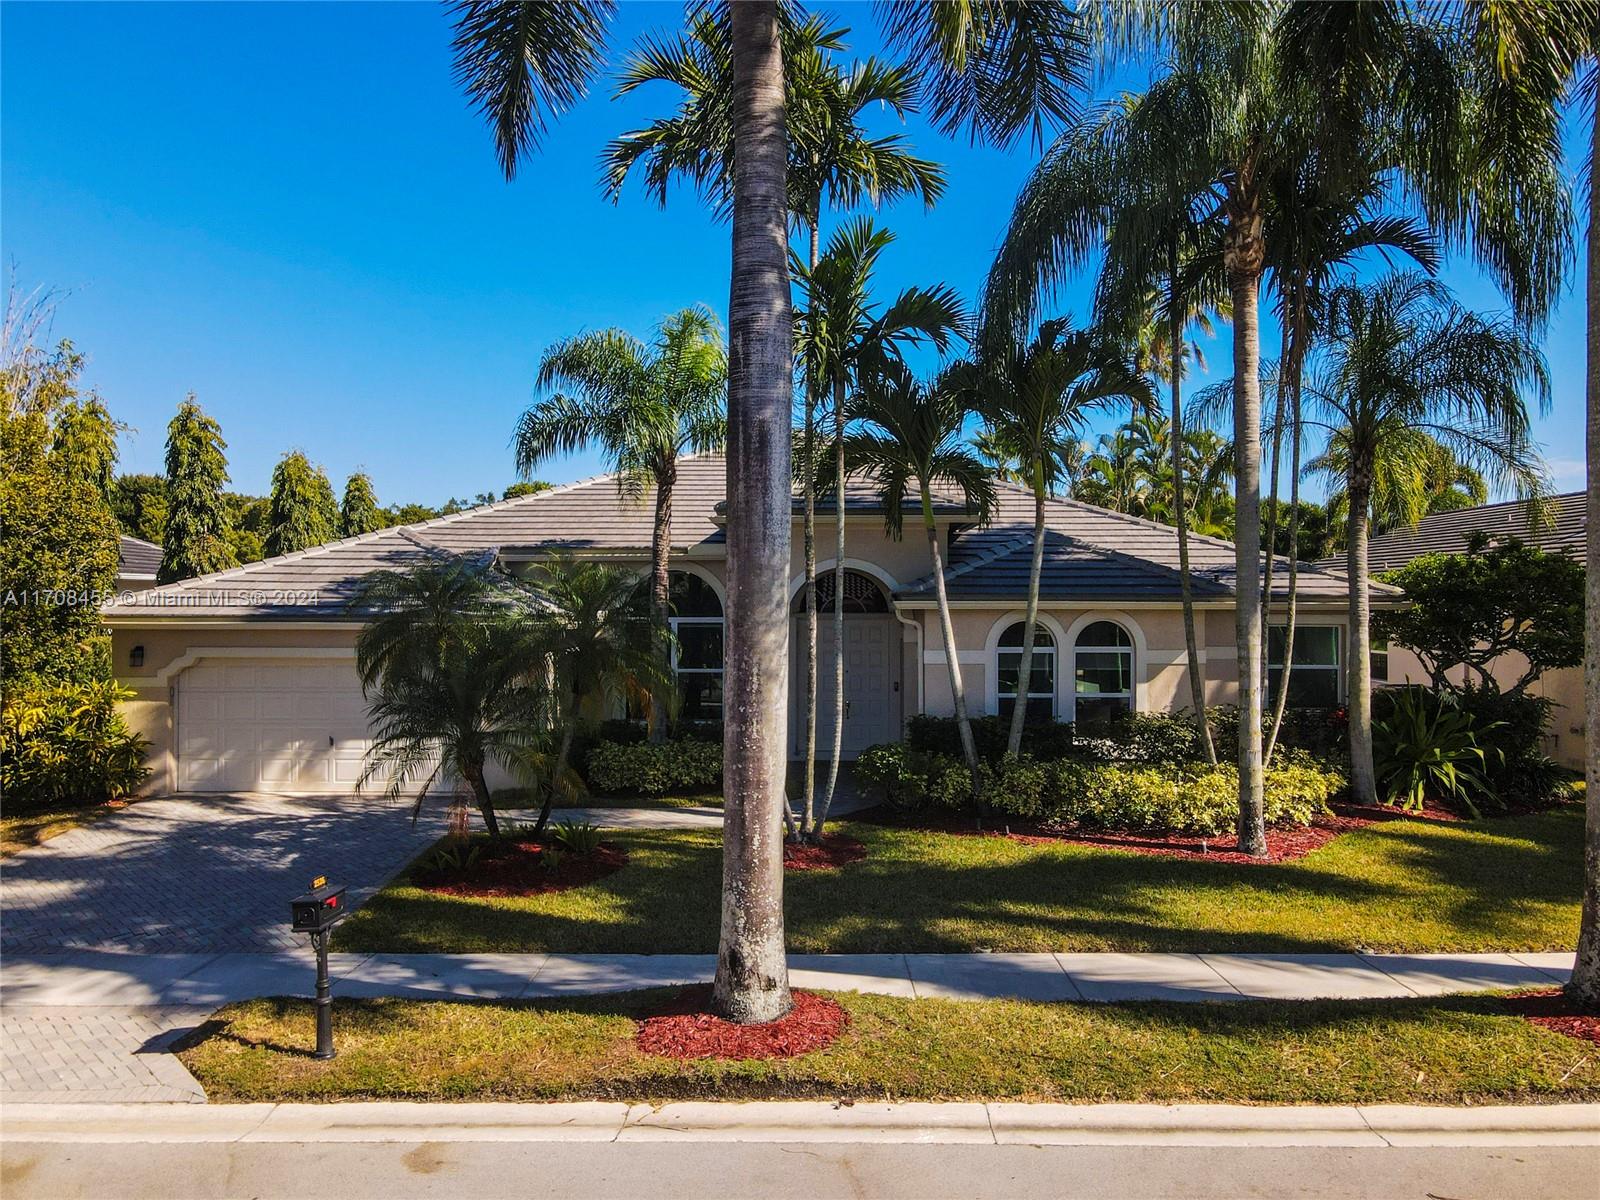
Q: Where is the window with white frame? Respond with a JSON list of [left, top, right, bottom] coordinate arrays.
[[1073, 620, 1134, 731], [1266, 625, 1342, 707], [669, 572, 723, 721], [996, 622, 1056, 722]]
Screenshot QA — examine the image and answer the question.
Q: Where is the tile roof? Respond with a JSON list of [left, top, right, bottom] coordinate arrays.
[[117, 536, 163, 578], [894, 484, 1381, 604], [103, 453, 1383, 622], [1347, 492, 1587, 575]]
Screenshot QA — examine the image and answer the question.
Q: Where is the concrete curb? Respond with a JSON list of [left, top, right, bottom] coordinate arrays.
[[5, 1101, 1597, 1147]]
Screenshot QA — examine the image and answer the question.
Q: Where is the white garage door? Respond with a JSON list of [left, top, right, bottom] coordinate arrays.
[[176, 660, 386, 794]]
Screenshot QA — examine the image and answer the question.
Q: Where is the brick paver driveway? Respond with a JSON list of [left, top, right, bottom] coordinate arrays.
[[0, 794, 442, 954]]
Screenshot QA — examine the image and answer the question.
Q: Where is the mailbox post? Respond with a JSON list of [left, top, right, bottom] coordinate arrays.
[[289, 877, 348, 1060]]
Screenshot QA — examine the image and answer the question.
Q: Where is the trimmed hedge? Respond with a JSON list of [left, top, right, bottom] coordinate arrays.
[[854, 743, 1346, 837], [583, 736, 722, 796], [1, 680, 149, 808]]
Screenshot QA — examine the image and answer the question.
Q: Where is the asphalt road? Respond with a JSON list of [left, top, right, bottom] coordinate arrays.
[[5, 1141, 1595, 1200]]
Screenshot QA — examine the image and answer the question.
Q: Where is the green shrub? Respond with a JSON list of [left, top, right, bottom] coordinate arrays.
[[856, 741, 1345, 836], [905, 714, 1078, 762], [1373, 688, 1500, 817], [0, 680, 149, 808], [550, 819, 604, 855], [582, 737, 722, 796]]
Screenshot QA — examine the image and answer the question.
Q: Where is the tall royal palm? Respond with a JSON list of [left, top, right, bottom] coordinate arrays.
[[604, 11, 943, 834], [795, 219, 964, 831], [449, 0, 1093, 1022], [848, 364, 996, 777], [964, 319, 1151, 756], [515, 306, 725, 742], [1299, 273, 1548, 805]]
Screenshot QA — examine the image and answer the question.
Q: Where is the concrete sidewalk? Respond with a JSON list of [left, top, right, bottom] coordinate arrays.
[[7, 1099, 1597, 1146], [1, 949, 1574, 1009]]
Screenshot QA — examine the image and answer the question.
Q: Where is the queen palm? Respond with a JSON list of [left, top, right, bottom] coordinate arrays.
[[513, 556, 669, 838], [449, 0, 1092, 1023], [848, 363, 996, 778], [966, 318, 1151, 756], [350, 559, 533, 839], [1298, 272, 1548, 806], [796, 219, 964, 831], [1313, 431, 1488, 537], [515, 306, 725, 743], [603, 12, 943, 835]]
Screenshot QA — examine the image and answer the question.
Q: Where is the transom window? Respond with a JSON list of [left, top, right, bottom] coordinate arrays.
[[793, 570, 889, 613], [997, 622, 1056, 721], [669, 572, 723, 721], [1073, 620, 1134, 732], [1267, 625, 1341, 707]]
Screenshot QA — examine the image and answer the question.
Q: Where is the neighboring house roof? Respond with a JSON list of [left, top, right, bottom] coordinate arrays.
[[1329, 492, 1586, 575], [102, 453, 1382, 622], [117, 535, 163, 579], [895, 486, 1378, 604]]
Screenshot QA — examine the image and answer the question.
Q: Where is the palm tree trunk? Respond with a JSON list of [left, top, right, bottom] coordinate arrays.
[[1260, 299, 1292, 687], [1265, 304, 1308, 762], [800, 218, 820, 837], [648, 463, 675, 743], [1566, 102, 1600, 1011], [1169, 255, 1216, 764], [1345, 466, 1378, 806], [715, 0, 793, 1026], [923, 483, 980, 776], [1004, 464, 1047, 757], [463, 760, 500, 839], [817, 374, 847, 835], [532, 720, 575, 840], [1225, 192, 1267, 858]]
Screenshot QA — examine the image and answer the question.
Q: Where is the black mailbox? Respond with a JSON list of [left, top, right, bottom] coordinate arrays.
[[290, 881, 348, 933]]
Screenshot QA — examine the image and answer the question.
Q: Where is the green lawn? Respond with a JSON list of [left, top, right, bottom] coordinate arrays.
[[334, 806, 1584, 955], [179, 990, 1600, 1105], [493, 790, 721, 811]]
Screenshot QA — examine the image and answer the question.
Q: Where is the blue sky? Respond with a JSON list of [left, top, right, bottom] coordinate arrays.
[[2, 2, 1588, 506]]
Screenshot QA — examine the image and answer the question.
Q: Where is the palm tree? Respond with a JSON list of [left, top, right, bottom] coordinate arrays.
[[794, 220, 964, 832], [848, 363, 996, 778], [1075, 428, 1150, 516], [1298, 273, 1549, 806], [515, 556, 668, 838], [603, 11, 944, 837], [964, 318, 1151, 756], [1314, 431, 1488, 536], [515, 307, 725, 742], [448, 0, 1093, 1024], [350, 559, 534, 838]]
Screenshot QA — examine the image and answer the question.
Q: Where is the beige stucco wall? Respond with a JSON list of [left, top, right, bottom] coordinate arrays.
[[1383, 644, 1586, 770]]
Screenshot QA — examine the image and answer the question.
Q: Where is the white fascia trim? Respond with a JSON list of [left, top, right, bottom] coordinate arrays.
[[122, 645, 359, 687], [103, 618, 359, 629]]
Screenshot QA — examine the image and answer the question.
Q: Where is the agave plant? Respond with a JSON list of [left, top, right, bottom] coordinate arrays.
[[1372, 688, 1502, 819]]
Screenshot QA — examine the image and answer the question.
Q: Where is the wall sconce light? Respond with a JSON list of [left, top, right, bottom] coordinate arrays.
[[129, 645, 145, 669]]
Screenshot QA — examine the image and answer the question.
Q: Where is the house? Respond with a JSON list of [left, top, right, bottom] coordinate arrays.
[[1355, 491, 1587, 770], [116, 535, 163, 593], [101, 454, 1392, 796]]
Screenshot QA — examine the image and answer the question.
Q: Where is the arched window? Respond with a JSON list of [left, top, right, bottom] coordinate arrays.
[[997, 622, 1056, 722], [669, 572, 723, 721], [793, 569, 889, 613], [1073, 620, 1134, 731]]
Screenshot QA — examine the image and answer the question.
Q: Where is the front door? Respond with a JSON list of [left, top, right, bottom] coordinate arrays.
[[793, 614, 898, 760]]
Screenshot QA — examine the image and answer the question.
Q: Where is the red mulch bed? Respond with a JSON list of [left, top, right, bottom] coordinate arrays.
[[1502, 989, 1600, 1046], [413, 840, 627, 898], [784, 835, 867, 871], [936, 800, 1468, 866], [635, 985, 848, 1060]]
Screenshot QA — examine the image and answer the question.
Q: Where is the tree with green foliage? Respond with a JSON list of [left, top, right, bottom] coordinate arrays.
[[263, 450, 338, 558], [111, 473, 168, 543], [339, 472, 382, 538], [502, 480, 552, 501], [1376, 536, 1583, 699], [159, 397, 237, 583], [0, 331, 119, 685], [1299, 272, 1548, 806], [515, 306, 726, 743]]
